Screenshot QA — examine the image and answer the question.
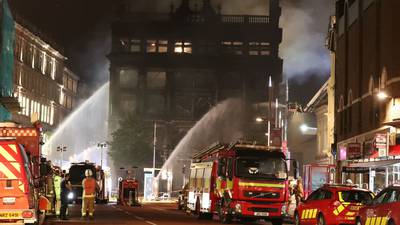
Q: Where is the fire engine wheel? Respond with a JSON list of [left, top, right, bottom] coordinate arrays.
[[388, 220, 396, 225], [294, 212, 301, 225], [356, 218, 362, 225], [317, 214, 326, 225], [218, 202, 232, 224]]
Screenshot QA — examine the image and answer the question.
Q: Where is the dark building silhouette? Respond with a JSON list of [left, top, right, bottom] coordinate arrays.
[[108, 0, 283, 164]]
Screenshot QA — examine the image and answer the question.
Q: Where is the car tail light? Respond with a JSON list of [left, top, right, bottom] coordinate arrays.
[[22, 211, 33, 218]]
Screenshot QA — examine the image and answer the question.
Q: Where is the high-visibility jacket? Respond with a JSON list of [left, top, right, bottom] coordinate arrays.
[[54, 175, 62, 199], [82, 177, 96, 197]]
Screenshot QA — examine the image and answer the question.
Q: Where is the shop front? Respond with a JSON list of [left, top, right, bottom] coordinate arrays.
[[337, 126, 400, 193]]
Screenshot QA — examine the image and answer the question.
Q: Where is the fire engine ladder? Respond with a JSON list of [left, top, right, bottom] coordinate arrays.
[[192, 142, 228, 160]]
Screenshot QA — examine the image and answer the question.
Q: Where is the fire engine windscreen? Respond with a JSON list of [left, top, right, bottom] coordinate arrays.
[[236, 151, 287, 180]]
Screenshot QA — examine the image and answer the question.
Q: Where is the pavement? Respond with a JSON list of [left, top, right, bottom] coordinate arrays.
[[45, 202, 289, 225]]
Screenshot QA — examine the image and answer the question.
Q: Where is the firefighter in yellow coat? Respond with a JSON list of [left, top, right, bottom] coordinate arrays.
[[81, 169, 98, 219], [53, 169, 62, 217]]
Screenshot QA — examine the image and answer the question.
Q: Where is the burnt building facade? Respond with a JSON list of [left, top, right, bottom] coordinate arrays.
[[334, 0, 400, 190], [109, 0, 283, 163]]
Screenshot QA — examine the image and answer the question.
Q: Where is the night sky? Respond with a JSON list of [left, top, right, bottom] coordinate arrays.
[[10, 0, 330, 105]]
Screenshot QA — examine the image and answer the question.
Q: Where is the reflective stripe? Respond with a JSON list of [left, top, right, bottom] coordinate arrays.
[[366, 217, 371, 225], [376, 217, 382, 225], [301, 210, 306, 219], [0, 162, 17, 179], [238, 182, 285, 188], [380, 217, 388, 225], [346, 212, 356, 216], [0, 146, 17, 162], [311, 209, 318, 218], [371, 217, 376, 225], [8, 144, 17, 153]]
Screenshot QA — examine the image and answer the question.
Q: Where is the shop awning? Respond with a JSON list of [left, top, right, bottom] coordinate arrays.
[[348, 159, 400, 168], [382, 120, 400, 128]]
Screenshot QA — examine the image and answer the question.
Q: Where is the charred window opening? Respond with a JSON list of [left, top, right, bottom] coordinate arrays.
[[146, 94, 165, 115], [147, 71, 166, 89], [119, 68, 139, 88], [120, 39, 141, 52], [121, 96, 137, 113], [221, 41, 243, 55], [249, 42, 271, 56], [146, 40, 168, 53], [147, 40, 157, 52], [198, 40, 215, 54], [174, 41, 192, 54]]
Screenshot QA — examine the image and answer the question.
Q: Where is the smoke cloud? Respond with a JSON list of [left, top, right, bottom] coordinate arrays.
[[280, 0, 334, 79]]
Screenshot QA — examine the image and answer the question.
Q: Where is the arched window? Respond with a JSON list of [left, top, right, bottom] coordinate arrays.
[[369, 76, 374, 95], [339, 95, 345, 111], [381, 67, 387, 89], [348, 89, 353, 106]]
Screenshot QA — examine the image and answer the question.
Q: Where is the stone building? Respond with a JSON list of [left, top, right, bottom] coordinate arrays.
[[108, 0, 284, 165], [12, 19, 79, 130], [334, 0, 400, 191]]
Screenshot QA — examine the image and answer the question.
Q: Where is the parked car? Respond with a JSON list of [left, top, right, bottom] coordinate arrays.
[[356, 185, 400, 225], [294, 184, 374, 225]]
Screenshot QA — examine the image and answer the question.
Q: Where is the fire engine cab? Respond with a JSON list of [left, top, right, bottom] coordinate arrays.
[[0, 122, 53, 225], [187, 141, 295, 224]]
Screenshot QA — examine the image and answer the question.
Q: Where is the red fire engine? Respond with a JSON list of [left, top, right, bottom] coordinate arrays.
[[117, 179, 139, 206], [187, 142, 295, 224], [0, 122, 54, 224]]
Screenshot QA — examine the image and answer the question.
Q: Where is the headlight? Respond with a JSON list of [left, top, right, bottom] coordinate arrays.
[[235, 203, 242, 213], [68, 192, 74, 199]]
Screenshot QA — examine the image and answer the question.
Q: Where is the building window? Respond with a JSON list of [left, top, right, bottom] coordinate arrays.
[[174, 41, 192, 54], [119, 69, 139, 88], [121, 97, 137, 113], [221, 41, 243, 55], [51, 58, 57, 79], [249, 42, 271, 55], [147, 94, 165, 115], [147, 40, 157, 52], [147, 71, 166, 89], [129, 39, 141, 52], [158, 40, 168, 53]]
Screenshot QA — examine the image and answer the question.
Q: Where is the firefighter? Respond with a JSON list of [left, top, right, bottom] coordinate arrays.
[[60, 173, 72, 220], [53, 169, 62, 217], [294, 177, 304, 206], [82, 169, 98, 219]]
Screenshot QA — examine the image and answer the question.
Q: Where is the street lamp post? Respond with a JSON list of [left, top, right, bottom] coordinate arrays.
[[97, 142, 108, 168], [56, 146, 67, 169]]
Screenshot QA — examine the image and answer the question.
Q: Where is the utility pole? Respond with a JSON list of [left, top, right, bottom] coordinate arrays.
[[98, 142, 108, 168], [152, 122, 157, 177], [56, 146, 67, 169]]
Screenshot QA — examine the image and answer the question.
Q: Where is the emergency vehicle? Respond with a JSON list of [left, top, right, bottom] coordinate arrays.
[[356, 185, 400, 225], [294, 184, 374, 225], [187, 142, 295, 224], [68, 162, 108, 204], [117, 178, 139, 206], [0, 122, 54, 225]]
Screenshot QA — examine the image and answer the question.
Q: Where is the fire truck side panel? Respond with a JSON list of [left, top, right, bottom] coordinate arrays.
[[0, 141, 36, 224], [188, 162, 213, 213]]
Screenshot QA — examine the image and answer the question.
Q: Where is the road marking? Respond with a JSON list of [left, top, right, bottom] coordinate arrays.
[[145, 221, 157, 225], [135, 216, 144, 220]]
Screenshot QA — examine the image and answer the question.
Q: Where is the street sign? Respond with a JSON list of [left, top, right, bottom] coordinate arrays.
[[375, 133, 388, 157], [347, 143, 362, 160]]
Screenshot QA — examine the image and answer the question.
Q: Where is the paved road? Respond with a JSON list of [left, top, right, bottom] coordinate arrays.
[[45, 202, 287, 225]]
